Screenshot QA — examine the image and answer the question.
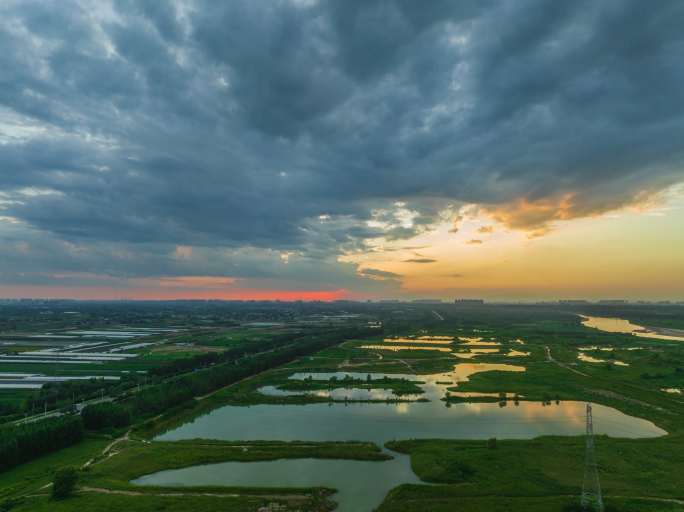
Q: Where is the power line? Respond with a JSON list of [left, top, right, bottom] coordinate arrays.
[[581, 403, 604, 511]]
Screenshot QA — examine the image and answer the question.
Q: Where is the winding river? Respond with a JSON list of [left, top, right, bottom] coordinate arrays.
[[581, 315, 684, 342]]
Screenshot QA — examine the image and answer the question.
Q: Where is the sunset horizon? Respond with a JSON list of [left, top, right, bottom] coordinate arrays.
[[2, 1, 683, 304], [1, 2, 684, 510]]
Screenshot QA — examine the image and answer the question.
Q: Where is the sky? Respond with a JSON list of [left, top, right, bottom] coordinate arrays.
[[1, 0, 683, 301]]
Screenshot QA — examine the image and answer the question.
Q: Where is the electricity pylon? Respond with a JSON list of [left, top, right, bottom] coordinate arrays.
[[581, 403, 604, 511]]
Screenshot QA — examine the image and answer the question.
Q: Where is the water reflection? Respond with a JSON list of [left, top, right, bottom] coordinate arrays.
[[161, 362, 663, 447], [448, 391, 506, 398], [158, 399, 664, 446], [288, 364, 526, 401], [459, 337, 501, 346], [156, 363, 666, 512], [454, 348, 500, 359], [133, 455, 420, 512], [384, 336, 453, 344], [581, 315, 684, 342], [506, 349, 530, 357], [577, 353, 629, 366], [258, 385, 421, 401], [360, 345, 452, 352]]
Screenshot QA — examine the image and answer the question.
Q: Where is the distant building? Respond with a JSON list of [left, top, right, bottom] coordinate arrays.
[[454, 299, 485, 305]]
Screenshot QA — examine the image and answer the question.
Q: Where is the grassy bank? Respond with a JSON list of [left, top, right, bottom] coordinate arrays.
[[2, 438, 389, 512], [378, 435, 684, 511], [11, 493, 292, 512], [0, 437, 109, 501], [377, 493, 683, 512], [83, 438, 391, 491]]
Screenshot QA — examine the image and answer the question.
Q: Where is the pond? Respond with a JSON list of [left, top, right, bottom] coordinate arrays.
[[157, 364, 665, 449], [147, 365, 666, 511], [133, 455, 420, 512], [577, 353, 629, 366], [360, 344, 452, 352], [157, 398, 664, 447], [257, 385, 419, 401]]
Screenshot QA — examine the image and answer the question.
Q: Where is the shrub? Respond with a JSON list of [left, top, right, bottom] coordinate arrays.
[[52, 467, 78, 500], [445, 460, 476, 481]]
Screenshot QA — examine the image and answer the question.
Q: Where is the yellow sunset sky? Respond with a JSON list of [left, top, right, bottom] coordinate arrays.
[[343, 186, 684, 300]]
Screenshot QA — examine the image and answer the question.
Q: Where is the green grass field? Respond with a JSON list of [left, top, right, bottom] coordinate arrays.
[[2, 306, 684, 512], [0, 437, 110, 501]]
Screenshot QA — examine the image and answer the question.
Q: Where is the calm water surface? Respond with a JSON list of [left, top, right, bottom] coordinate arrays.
[[133, 456, 420, 512], [157, 398, 664, 446], [257, 385, 417, 400], [147, 365, 666, 511], [581, 315, 684, 342]]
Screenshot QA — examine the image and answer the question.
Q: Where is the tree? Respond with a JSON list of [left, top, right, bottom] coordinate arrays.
[[52, 467, 78, 499], [0, 416, 83, 472], [82, 402, 131, 430]]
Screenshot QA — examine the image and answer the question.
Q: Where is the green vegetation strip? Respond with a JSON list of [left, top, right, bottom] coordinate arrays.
[[378, 436, 684, 510], [2, 438, 388, 512], [83, 438, 390, 491]]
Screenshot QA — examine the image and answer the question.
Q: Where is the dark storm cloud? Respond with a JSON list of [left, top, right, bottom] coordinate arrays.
[[0, 218, 400, 294], [1, 0, 684, 288]]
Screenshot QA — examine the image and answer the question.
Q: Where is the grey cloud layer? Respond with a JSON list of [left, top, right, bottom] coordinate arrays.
[[1, 0, 684, 288]]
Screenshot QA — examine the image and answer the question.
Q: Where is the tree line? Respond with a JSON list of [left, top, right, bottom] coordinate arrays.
[[0, 416, 83, 472], [149, 328, 319, 377], [130, 325, 377, 418], [1, 325, 378, 469], [79, 326, 378, 430]]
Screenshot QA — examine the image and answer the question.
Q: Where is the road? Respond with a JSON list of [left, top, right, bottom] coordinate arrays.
[[12, 395, 114, 426]]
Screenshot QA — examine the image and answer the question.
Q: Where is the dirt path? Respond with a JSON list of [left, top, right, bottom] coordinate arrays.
[[397, 359, 416, 373], [79, 486, 309, 501], [605, 495, 684, 505], [82, 429, 131, 469], [545, 346, 589, 377], [585, 388, 671, 414], [541, 347, 674, 414], [431, 310, 444, 321], [195, 374, 256, 401], [103, 429, 130, 454]]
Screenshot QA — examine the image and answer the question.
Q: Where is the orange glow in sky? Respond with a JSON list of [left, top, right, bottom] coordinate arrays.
[[0, 285, 349, 302]]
